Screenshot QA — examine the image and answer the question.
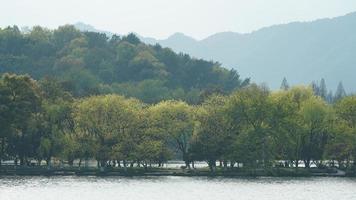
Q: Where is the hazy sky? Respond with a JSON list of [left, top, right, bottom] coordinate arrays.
[[1, 0, 356, 39]]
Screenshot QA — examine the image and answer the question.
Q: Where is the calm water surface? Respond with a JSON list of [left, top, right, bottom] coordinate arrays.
[[1, 176, 356, 200]]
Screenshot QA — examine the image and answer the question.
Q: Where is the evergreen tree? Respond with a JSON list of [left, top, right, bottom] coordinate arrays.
[[326, 90, 334, 103], [311, 81, 319, 96], [280, 77, 290, 91], [319, 78, 327, 100], [334, 82, 346, 101]]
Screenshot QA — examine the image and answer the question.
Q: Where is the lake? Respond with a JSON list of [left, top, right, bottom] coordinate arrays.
[[1, 176, 355, 200]]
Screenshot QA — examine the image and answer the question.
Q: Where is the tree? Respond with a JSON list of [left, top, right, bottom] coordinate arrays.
[[225, 84, 272, 168], [191, 95, 231, 171], [268, 89, 301, 168], [37, 98, 73, 166], [73, 95, 143, 168], [121, 33, 141, 45], [325, 121, 355, 169], [148, 101, 194, 168], [299, 97, 330, 168], [280, 77, 290, 91], [333, 96, 356, 166], [319, 78, 327, 100], [335, 96, 356, 128], [269, 86, 314, 169], [0, 74, 42, 165], [0, 77, 12, 165], [334, 82, 347, 102], [52, 25, 81, 49]]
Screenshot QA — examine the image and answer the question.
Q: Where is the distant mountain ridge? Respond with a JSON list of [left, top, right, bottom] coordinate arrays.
[[74, 12, 356, 92]]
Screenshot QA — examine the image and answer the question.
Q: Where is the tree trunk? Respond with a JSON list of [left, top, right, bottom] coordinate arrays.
[[262, 137, 266, 168], [230, 161, 235, 168], [295, 159, 299, 169], [123, 160, 127, 170], [223, 161, 228, 169], [46, 157, 51, 167], [182, 151, 190, 169], [143, 162, 147, 171], [304, 159, 311, 168], [0, 138, 4, 166], [20, 155, 25, 166], [100, 160, 106, 168], [67, 159, 74, 167], [208, 160, 216, 172]]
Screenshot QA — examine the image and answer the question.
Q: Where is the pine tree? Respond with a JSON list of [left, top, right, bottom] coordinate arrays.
[[311, 81, 319, 96], [326, 90, 334, 103], [334, 81, 346, 101], [280, 77, 290, 91], [319, 78, 327, 100]]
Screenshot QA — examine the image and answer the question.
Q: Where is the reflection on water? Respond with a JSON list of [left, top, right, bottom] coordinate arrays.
[[1, 176, 356, 200]]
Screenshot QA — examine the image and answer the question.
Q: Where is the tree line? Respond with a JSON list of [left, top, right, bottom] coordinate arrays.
[[1, 73, 355, 171]]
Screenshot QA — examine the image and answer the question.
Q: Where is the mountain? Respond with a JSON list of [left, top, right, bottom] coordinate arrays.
[[73, 22, 115, 37], [140, 12, 356, 92]]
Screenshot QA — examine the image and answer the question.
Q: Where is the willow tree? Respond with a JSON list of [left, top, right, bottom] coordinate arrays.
[[332, 96, 356, 166], [225, 84, 272, 168], [299, 96, 330, 168], [148, 100, 194, 168], [268, 86, 314, 168], [0, 74, 42, 166], [73, 94, 143, 168], [191, 95, 231, 171]]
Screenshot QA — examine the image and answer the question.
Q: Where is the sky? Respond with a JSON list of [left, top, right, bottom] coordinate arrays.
[[1, 0, 356, 39]]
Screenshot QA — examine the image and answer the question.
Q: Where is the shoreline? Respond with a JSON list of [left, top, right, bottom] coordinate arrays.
[[1, 167, 354, 177]]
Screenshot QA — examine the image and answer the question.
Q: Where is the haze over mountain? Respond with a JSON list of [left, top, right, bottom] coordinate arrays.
[[141, 12, 356, 92], [73, 12, 356, 92]]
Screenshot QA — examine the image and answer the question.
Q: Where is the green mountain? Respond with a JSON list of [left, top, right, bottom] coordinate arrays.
[[0, 25, 248, 103]]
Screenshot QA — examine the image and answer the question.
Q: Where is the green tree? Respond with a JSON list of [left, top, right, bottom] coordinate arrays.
[[0, 74, 42, 165], [299, 97, 330, 168], [148, 101, 194, 168], [225, 84, 272, 168], [73, 95, 143, 168], [334, 82, 346, 102], [280, 77, 290, 91], [191, 95, 231, 171]]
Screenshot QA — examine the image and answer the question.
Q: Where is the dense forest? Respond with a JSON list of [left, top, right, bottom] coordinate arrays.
[[0, 25, 356, 173], [0, 25, 249, 104]]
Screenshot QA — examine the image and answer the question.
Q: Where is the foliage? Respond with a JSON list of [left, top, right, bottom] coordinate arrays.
[[0, 25, 249, 103]]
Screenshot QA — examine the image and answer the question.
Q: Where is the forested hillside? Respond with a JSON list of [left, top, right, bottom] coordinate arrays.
[[0, 25, 249, 103]]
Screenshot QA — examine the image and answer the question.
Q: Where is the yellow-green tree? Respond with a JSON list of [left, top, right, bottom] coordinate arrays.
[[191, 95, 231, 171], [225, 84, 272, 168], [148, 100, 194, 168], [73, 95, 142, 168], [299, 96, 330, 168]]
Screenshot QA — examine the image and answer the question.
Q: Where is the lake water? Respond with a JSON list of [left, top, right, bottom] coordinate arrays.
[[1, 176, 355, 200]]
